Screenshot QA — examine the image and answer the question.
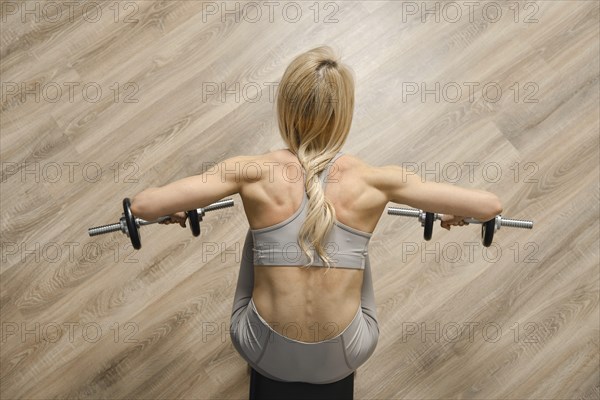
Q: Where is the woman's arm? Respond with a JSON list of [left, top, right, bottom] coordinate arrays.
[[130, 155, 248, 221], [376, 164, 503, 222]]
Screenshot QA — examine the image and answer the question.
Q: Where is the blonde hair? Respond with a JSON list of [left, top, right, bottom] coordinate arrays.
[[275, 45, 355, 269]]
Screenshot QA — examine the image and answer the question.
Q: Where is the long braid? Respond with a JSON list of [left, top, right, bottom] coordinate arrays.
[[296, 148, 338, 270], [275, 45, 355, 270]]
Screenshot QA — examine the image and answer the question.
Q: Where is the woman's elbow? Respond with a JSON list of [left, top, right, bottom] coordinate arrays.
[[130, 194, 154, 220], [480, 194, 503, 221], [490, 198, 503, 218]]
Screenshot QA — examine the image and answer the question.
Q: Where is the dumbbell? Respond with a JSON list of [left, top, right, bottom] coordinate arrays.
[[387, 207, 533, 247], [88, 197, 234, 249]]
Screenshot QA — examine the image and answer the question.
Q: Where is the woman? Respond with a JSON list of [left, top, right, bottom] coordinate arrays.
[[130, 46, 503, 385]]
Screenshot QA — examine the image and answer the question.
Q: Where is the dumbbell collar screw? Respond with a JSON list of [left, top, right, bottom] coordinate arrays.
[[119, 216, 129, 237], [495, 215, 502, 232]]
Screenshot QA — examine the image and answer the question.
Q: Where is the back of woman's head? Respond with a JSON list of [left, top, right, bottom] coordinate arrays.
[[275, 45, 355, 270]]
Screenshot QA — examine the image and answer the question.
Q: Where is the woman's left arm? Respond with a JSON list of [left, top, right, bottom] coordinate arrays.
[[130, 155, 248, 221]]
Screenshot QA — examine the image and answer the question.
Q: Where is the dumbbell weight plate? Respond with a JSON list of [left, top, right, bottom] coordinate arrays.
[[482, 218, 495, 247], [187, 209, 201, 237], [424, 212, 435, 241], [123, 198, 142, 249]]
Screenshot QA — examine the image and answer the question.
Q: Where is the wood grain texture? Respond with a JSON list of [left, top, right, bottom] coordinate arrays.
[[1, 1, 598, 399]]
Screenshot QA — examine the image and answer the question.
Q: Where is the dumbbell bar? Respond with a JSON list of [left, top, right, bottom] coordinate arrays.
[[387, 207, 533, 247], [88, 197, 234, 250]]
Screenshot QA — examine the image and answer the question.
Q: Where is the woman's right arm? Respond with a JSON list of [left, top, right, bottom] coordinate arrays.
[[375, 164, 503, 222]]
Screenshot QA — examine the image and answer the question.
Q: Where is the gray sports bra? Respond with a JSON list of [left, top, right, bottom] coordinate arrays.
[[250, 151, 372, 270]]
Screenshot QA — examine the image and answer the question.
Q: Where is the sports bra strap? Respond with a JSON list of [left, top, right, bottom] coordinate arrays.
[[318, 151, 344, 189]]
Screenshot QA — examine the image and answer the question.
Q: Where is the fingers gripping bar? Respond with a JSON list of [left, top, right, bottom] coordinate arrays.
[[387, 207, 533, 247], [88, 198, 234, 250]]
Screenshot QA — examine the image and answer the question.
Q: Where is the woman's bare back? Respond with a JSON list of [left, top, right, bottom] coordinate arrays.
[[240, 149, 387, 342]]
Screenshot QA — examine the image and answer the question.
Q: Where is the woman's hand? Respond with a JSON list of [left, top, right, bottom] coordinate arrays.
[[159, 211, 188, 228], [440, 214, 469, 231]]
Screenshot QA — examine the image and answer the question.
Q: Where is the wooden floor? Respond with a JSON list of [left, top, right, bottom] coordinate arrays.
[[1, 1, 599, 399]]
